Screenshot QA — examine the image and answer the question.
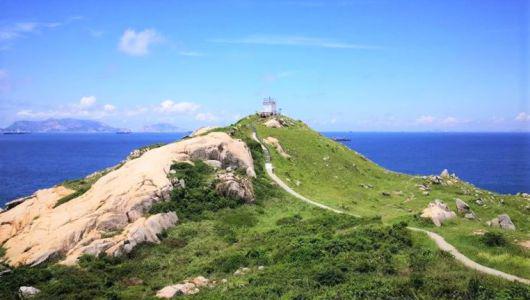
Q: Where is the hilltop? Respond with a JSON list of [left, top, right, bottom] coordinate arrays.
[[2, 118, 125, 133], [0, 114, 528, 299]]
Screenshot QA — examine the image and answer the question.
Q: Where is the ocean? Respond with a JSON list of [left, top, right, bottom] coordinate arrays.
[[1, 132, 529, 205]]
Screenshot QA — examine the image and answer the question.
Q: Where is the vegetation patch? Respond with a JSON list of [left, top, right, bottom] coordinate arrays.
[[149, 160, 246, 220], [482, 231, 507, 247]]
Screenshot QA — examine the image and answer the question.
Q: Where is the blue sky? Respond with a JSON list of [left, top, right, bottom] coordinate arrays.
[[0, 0, 528, 131]]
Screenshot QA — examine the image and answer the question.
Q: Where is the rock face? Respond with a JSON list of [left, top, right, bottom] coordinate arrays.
[[455, 198, 476, 219], [264, 136, 290, 159], [264, 118, 282, 128], [156, 276, 211, 298], [215, 172, 255, 203], [0, 132, 255, 266], [189, 126, 219, 137], [420, 200, 456, 227], [19, 286, 41, 298], [487, 214, 516, 230]]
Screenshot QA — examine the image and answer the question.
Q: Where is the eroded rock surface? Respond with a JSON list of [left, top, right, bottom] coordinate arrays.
[[0, 132, 254, 266], [420, 199, 456, 227], [189, 126, 219, 137], [156, 276, 211, 298], [487, 214, 516, 230], [264, 136, 291, 159], [215, 172, 255, 203], [264, 118, 282, 128]]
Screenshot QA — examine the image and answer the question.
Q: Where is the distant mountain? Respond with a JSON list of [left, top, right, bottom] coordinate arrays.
[[141, 123, 184, 133], [3, 118, 124, 133]]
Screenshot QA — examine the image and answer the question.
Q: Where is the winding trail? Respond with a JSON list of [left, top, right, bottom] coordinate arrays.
[[252, 131, 530, 285]]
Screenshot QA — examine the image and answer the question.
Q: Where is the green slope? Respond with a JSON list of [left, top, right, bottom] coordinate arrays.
[[249, 114, 529, 279], [0, 115, 528, 299]]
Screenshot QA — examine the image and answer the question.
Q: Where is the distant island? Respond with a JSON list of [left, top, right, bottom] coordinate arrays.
[[2, 118, 127, 133], [141, 123, 185, 133]]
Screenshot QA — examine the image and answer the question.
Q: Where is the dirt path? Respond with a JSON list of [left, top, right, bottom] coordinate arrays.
[[252, 131, 530, 285]]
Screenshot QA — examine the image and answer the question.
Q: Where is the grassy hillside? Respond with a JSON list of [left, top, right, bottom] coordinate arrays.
[[0, 115, 528, 299], [249, 115, 529, 279]]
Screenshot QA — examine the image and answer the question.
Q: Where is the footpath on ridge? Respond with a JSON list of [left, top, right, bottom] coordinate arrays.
[[251, 130, 530, 285]]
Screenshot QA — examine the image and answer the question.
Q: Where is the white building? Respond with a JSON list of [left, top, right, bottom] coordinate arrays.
[[260, 97, 278, 117]]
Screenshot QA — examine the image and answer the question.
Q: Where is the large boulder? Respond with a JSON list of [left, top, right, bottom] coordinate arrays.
[[215, 172, 255, 203], [487, 214, 516, 230], [19, 286, 40, 298], [264, 119, 282, 128], [156, 276, 210, 298], [0, 132, 255, 266], [420, 199, 456, 227], [455, 198, 477, 219], [156, 283, 199, 298]]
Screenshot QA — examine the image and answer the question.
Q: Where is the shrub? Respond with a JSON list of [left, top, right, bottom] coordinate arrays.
[[149, 161, 246, 220], [213, 253, 248, 273], [314, 267, 346, 286], [482, 232, 506, 247], [276, 214, 302, 226]]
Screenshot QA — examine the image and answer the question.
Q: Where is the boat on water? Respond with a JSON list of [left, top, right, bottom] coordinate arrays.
[[116, 130, 132, 134], [332, 137, 351, 142], [3, 130, 31, 135]]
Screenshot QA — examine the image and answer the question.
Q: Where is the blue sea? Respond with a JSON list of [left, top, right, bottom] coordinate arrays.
[[1, 132, 529, 205]]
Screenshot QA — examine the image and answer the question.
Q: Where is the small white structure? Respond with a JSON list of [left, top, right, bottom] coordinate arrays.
[[260, 97, 278, 117]]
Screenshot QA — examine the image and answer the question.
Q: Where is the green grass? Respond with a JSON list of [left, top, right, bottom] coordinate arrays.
[[54, 176, 102, 207], [250, 114, 530, 279], [0, 114, 528, 299], [1, 188, 527, 299]]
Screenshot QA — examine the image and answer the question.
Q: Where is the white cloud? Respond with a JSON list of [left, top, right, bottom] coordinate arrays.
[[515, 112, 530, 122], [16, 95, 117, 119], [0, 22, 60, 42], [118, 28, 163, 56], [416, 115, 436, 124], [440, 116, 459, 126], [0, 17, 82, 48], [103, 104, 116, 112], [195, 112, 218, 121], [156, 100, 200, 114], [79, 96, 96, 107], [211, 35, 380, 49]]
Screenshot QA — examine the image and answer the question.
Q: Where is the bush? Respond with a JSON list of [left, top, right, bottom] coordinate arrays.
[[482, 232, 506, 247], [149, 161, 246, 220], [314, 267, 346, 286], [276, 214, 302, 226]]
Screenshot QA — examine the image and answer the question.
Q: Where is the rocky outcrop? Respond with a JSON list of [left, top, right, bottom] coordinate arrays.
[[420, 200, 456, 226], [156, 276, 212, 298], [0, 186, 74, 244], [215, 172, 255, 203], [61, 212, 178, 265], [455, 198, 477, 219], [189, 126, 219, 137], [424, 170, 459, 186], [0, 132, 255, 266], [264, 119, 282, 128], [19, 286, 40, 298], [264, 136, 290, 159], [487, 214, 516, 230]]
